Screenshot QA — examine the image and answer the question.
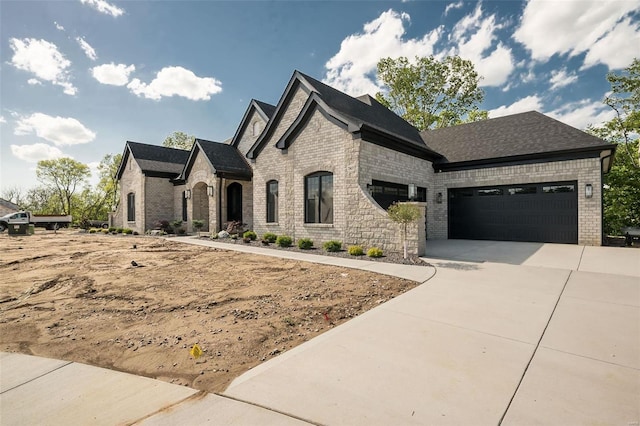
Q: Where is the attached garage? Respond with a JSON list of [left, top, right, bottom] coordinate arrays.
[[448, 181, 578, 244]]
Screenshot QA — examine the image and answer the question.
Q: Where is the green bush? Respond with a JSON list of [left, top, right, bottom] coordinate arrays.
[[323, 240, 342, 252], [89, 228, 97, 234], [116, 227, 124, 234], [348, 245, 364, 256], [276, 235, 292, 247], [367, 247, 383, 258], [123, 228, 133, 234], [297, 238, 313, 249], [262, 232, 277, 243], [243, 230, 257, 240], [108, 227, 116, 233], [101, 229, 109, 234]]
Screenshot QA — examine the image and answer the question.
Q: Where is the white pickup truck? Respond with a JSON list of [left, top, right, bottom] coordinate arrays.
[[0, 211, 72, 232]]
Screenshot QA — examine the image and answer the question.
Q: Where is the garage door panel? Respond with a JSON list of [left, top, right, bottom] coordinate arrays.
[[448, 181, 578, 244]]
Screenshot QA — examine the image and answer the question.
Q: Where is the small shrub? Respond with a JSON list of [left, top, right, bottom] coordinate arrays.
[[122, 228, 133, 234], [297, 238, 313, 249], [116, 227, 124, 234], [243, 230, 257, 240], [348, 245, 364, 256], [262, 232, 277, 243], [367, 247, 383, 258], [133, 231, 139, 235], [276, 235, 292, 247], [170, 220, 183, 232], [101, 229, 109, 234], [210, 233, 219, 239], [154, 220, 171, 232], [192, 219, 205, 233], [323, 240, 342, 252], [108, 227, 116, 233], [89, 228, 97, 234]]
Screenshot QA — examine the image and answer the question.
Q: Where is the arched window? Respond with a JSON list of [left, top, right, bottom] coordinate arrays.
[[127, 192, 135, 221], [252, 121, 261, 136], [266, 180, 278, 223], [305, 172, 333, 224]]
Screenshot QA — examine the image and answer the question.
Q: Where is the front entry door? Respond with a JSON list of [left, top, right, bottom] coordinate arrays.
[[227, 183, 243, 223]]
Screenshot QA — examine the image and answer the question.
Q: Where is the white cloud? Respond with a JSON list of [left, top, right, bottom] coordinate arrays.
[[444, 1, 464, 16], [27, 78, 42, 85], [54, 21, 65, 31], [0, 116, 6, 124], [489, 95, 544, 118], [549, 68, 578, 90], [76, 37, 97, 60], [79, 0, 124, 17], [91, 63, 135, 86], [448, 4, 515, 87], [514, 0, 640, 70], [87, 161, 102, 187], [11, 143, 68, 163], [9, 38, 77, 95], [582, 17, 640, 70], [14, 113, 96, 146], [324, 9, 442, 96], [547, 100, 616, 129], [127, 66, 222, 101]]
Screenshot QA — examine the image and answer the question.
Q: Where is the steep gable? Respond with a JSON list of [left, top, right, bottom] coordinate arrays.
[[421, 111, 615, 171], [230, 99, 276, 157], [180, 139, 252, 181], [246, 70, 441, 161], [116, 141, 190, 179]]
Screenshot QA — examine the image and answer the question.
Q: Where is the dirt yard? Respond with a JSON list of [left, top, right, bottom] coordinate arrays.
[[0, 231, 417, 392]]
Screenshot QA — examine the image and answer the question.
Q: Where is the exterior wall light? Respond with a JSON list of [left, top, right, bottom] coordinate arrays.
[[207, 185, 214, 197], [585, 183, 593, 198], [408, 183, 417, 200], [436, 192, 443, 204], [185, 189, 191, 199]]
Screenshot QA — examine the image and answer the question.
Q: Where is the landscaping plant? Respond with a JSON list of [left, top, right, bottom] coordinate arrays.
[[387, 203, 421, 259], [348, 245, 364, 256], [276, 235, 292, 247], [262, 232, 277, 243], [323, 240, 342, 252], [243, 230, 257, 240], [297, 238, 314, 249], [367, 247, 383, 258]]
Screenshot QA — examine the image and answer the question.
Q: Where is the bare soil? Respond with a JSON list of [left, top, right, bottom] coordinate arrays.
[[0, 230, 417, 392]]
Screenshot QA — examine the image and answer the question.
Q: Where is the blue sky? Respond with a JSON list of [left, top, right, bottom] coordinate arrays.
[[1, 0, 639, 193]]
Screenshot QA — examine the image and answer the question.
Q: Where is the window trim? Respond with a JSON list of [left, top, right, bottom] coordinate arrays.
[[127, 192, 135, 222], [266, 180, 278, 223], [304, 171, 333, 224]]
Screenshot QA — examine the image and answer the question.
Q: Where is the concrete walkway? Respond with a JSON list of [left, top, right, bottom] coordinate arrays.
[[1, 237, 638, 425]]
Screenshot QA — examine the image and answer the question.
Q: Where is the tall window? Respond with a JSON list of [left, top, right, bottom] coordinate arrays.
[[127, 192, 135, 221], [305, 172, 333, 224], [266, 180, 278, 223]]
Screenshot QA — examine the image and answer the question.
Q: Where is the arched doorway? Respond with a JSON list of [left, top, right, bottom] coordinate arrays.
[[192, 182, 209, 231], [227, 182, 242, 223]]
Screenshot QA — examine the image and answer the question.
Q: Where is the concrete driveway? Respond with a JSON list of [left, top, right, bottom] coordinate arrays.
[[224, 241, 639, 425]]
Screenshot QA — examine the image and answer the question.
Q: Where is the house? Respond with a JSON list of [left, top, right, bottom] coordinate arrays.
[[112, 70, 614, 254], [0, 198, 21, 216]]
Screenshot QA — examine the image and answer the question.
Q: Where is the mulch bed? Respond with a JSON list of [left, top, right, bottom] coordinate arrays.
[[199, 236, 431, 267]]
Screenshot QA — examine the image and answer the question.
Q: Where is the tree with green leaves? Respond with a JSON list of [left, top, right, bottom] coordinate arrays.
[[163, 131, 196, 150], [590, 58, 640, 235], [387, 203, 422, 259], [376, 55, 487, 131], [36, 158, 90, 215]]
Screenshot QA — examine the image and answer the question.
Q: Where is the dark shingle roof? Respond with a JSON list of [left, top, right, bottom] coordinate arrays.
[[298, 72, 427, 150], [195, 139, 252, 179], [126, 141, 190, 176], [421, 111, 613, 166], [254, 100, 276, 119]]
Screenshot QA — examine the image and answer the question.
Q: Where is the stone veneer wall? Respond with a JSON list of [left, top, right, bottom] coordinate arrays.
[[184, 151, 217, 233], [117, 155, 144, 233], [429, 157, 603, 245], [144, 176, 176, 232], [252, 84, 430, 255], [234, 109, 267, 158]]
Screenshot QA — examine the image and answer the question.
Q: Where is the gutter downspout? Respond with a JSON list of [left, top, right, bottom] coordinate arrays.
[[218, 176, 223, 232]]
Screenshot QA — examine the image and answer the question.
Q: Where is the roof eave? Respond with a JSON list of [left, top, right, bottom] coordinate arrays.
[[434, 144, 616, 172]]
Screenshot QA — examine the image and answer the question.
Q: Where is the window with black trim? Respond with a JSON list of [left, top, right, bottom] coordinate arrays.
[[305, 172, 333, 224], [127, 192, 135, 221], [369, 179, 426, 209], [266, 180, 278, 223]]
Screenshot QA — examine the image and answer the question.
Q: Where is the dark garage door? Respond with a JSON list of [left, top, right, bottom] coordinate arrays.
[[448, 181, 578, 244]]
